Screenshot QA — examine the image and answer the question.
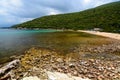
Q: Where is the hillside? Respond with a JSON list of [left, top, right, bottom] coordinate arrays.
[[13, 1, 120, 33]]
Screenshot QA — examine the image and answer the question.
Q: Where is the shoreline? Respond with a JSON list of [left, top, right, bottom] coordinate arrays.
[[1, 47, 120, 80], [0, 29, 120, 80], [2, 28, 120, 40], [78, 30, 120, 40]]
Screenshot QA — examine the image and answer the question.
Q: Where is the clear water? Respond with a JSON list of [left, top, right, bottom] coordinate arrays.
[[0, 29, 57, 58], [0, 29, 115, 63]]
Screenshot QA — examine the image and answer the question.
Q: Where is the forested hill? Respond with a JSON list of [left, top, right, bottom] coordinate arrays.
[[12, 1, 120, 33]]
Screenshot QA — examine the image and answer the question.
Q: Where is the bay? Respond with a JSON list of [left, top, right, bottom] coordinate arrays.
[[0, 29, 115, 63]]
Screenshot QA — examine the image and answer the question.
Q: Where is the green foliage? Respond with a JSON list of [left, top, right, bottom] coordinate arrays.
[[12, 1, 120, 33]]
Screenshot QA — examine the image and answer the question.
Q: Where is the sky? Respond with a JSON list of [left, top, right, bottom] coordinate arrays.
[[0, 0, 119, 27]]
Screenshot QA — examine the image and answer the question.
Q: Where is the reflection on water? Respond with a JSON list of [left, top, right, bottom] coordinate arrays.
[[0, 29, 112, 60]]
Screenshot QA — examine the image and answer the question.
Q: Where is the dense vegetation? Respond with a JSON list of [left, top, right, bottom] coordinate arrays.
[[12, 1, 120, 33]]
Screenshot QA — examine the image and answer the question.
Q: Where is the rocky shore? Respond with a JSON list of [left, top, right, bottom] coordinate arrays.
[[0, 45, 120, 80], [73, 40, 120, 60]]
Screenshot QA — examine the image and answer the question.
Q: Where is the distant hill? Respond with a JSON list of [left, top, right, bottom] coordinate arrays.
[[12, 1, 120, 33]]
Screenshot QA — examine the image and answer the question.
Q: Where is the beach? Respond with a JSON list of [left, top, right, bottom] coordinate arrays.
[[79, 30, 120, 40]]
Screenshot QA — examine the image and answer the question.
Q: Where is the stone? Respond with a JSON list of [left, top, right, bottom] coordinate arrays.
[[21, 76, 40, 80], [89, 59, 94, 62], [8, 47, 120, 80], [115, 67, 120, 73], [73, 71, 78, 76], [0, 59, 20, 78], [46, 71, 91, 80], [0, 72, 11, 80], [69, 63, 75, 68], [56, 58, 63, 63]]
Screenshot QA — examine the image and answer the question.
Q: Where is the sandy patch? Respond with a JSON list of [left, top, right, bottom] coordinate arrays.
[[79, 30, 120, 40]]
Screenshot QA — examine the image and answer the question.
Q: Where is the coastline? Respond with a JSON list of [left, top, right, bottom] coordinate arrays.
[[78, 30, 120, 40], [9, 28, 120, 40], [0, 30, 120, 80]]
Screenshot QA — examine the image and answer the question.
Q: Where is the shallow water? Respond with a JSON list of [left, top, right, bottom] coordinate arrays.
[[0, 29, 115, 63], [0, 29, 57, 58]]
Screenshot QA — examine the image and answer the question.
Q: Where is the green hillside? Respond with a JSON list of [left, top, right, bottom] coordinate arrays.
[[13, 1, 120, 33]]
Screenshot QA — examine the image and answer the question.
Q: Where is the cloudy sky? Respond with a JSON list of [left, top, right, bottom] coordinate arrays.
[[0, 0, 119, 27]]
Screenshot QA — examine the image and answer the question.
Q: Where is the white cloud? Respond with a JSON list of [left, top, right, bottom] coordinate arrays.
[[0, 0, 23, 13], [84, 0, 91, 4], [48, 8, 61, 15], [93, 0, 118, 7], [0, 10, 7, 15]]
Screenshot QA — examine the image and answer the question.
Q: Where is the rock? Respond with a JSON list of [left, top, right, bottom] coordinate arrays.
[[0, 59, 20, 78], [0, 72, 11, 80], [10, 55, 17, 60], [89, 59, 94, 62], [46, 71, 91, 80], [115, 67, 120, 73], [21, 76, 40, 80], [52, 65, 58, 71], [10, 48, 120, 80], [69, 63, 75, 68], [23, 72, 28, 77], [56, 58, 63, 63], [0, 60, 20, 80], [73, 71, 78, 76], [10, 55, 24, 60], [6, 59, 20, 69]]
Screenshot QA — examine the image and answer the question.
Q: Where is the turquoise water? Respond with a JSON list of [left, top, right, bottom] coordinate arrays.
[[0, 29, 57, 59]]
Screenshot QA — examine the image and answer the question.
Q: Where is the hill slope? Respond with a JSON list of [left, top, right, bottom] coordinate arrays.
[[13, 1, 120, 33]]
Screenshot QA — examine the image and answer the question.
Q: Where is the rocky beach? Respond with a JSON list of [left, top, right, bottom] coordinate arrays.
[[0, 0, 120, 80], [0, 38, 120, 80]]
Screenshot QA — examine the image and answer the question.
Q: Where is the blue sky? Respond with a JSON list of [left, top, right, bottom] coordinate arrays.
[[0, 0, 119, 27]]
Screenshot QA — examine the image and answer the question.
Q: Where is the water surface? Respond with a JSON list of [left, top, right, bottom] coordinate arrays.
[[0, 29, 57, 58], [0, 29, 114, 63]]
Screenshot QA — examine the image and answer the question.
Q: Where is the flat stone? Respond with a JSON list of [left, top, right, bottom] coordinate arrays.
[[46, 71, 91, 80], [21, 76, 40, 80], [56, 58, 63, 63]]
